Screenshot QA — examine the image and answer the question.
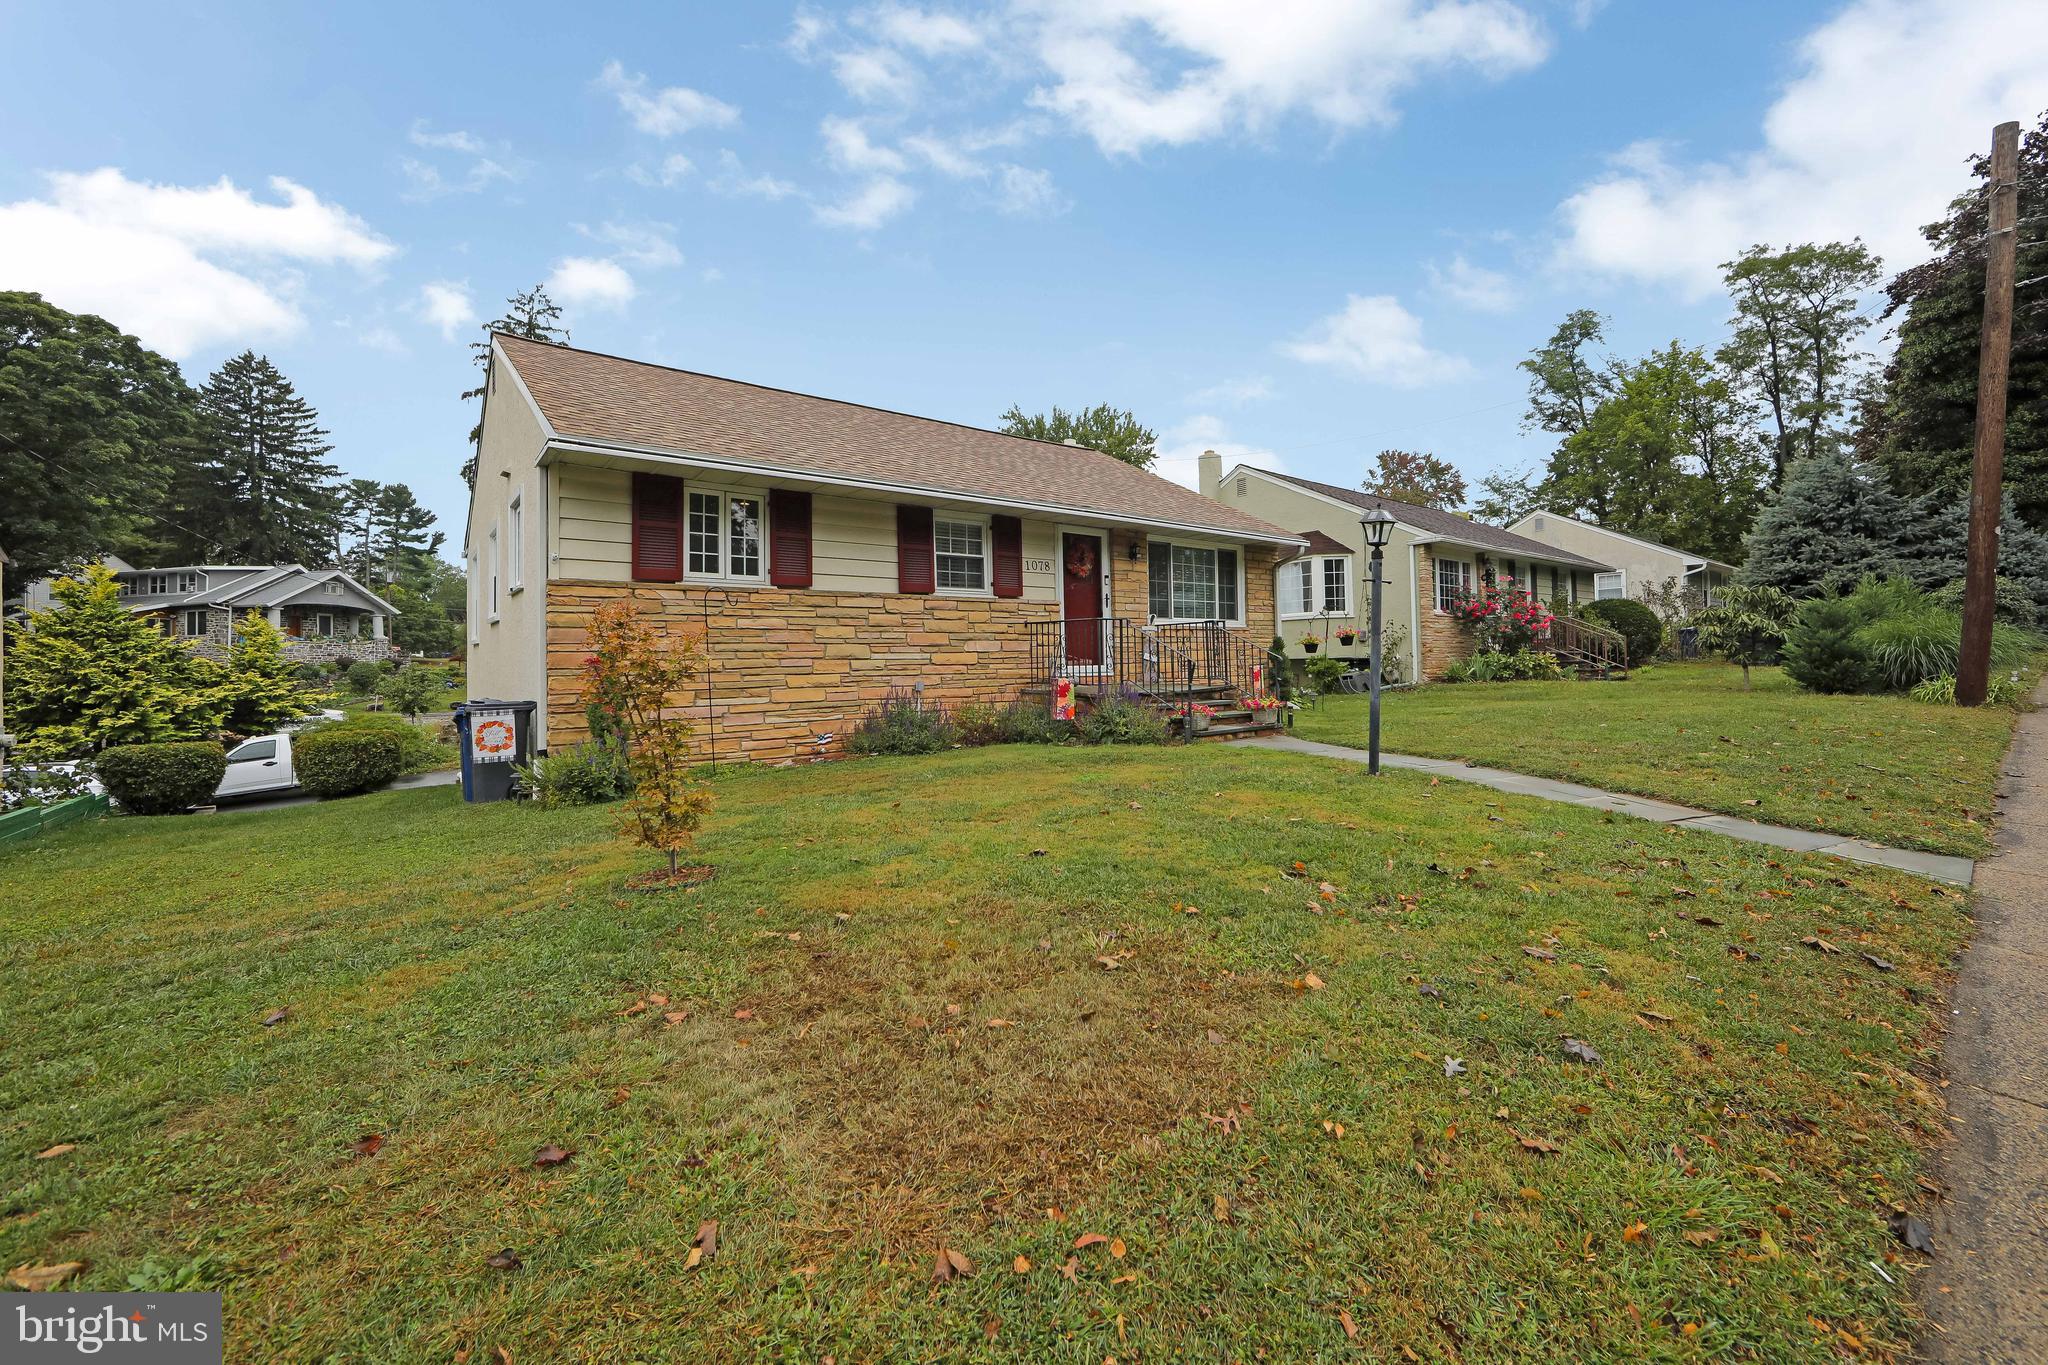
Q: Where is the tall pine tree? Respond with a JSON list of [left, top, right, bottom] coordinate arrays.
[[1739, 449, 1907, 596], [462, 285, 569, 485], [174, 351, 342, 563]]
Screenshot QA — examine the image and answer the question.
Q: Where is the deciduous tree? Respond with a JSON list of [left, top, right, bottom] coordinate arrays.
[[582, 599, 713, 880], [998, 403, 1158, 470], [1365, 449, 1466, 509], [1693, 584, 1797, 690]]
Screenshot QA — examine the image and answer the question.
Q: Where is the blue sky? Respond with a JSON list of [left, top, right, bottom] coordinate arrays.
[[4, 1, 2043, 558]]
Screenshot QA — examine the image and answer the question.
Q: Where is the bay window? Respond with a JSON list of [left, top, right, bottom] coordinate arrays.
[[685, 488, 766, 584], [1147, 541, 1241, 624], [1279, 555, 1354, 617], [1321, 558, 1350, 615]]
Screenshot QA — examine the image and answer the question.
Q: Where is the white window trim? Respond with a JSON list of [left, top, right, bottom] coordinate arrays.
[[468, 554, 481, 646], [933, 510, 994, 598], [1594, 569, 1626, 601], [507, 491, 525, 594], [1277, 554, 1355, 620], [683, 484, 770, 587], [488, 524, 501, 624], [1149, 537, 1245, 627], [181, 608, 208, 637], [1433, 555, 1474, 613]]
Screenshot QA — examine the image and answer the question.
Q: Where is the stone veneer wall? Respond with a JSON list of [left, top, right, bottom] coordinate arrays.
[[544, 532, 1285, 765], [546, 582, 1060, 764], [1414, 543, 1478, 680]]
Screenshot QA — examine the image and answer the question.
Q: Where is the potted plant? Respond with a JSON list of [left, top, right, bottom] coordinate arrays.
[[1242, 693, 1281, 725], [1184, 702, 1217, 734], [1336, 628, 1358, 647], [1299, 632, 1322, 654]]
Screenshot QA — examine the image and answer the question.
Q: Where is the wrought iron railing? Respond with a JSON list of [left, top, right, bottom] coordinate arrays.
[[1025, 616, 1202, 734]]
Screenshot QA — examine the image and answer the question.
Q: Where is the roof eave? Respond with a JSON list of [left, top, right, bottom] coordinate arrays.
[[543, 438, 1309, 547]]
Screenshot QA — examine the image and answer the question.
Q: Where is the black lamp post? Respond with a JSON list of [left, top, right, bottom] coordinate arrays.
[[1359, 503, 1396, 774]]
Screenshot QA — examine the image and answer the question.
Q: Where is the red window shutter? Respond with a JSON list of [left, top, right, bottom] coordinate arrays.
[[631, 472, 684, 582], [897, 505, 935, 593], [768, 489, 813, 587], [991, 514, 1023, 598]]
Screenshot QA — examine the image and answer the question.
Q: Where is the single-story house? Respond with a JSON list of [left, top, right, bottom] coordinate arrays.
[[1200, 459, 1616, 681], [17, 558, 400, 663], [463, 334, 1307, 763], [1503, 511, 1735, 614]]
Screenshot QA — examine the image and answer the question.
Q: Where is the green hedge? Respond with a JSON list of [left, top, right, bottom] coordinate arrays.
[[1580, 599, 1663, 665], [95, 742, 228, 815], [294, 727, 404, 798]]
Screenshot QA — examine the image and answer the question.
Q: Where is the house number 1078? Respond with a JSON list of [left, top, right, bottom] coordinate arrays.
[[1022, 558, 1054, 574]]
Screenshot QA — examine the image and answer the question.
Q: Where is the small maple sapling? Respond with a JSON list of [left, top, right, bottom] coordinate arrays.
[[582, 599, 715, 881]]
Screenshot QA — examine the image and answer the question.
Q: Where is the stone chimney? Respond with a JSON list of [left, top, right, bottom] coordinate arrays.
[[1198, 449, 1223, 498]]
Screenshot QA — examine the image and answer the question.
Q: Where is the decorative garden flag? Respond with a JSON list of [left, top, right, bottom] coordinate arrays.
[[1053, 675, 1075, 721]]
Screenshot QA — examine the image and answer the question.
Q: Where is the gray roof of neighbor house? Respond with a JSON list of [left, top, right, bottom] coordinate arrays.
[[1249, 470, 1611, 571], [1515, 509, 1737, 574], [113, 563, 399, 615], [494, 334, 1305, 545]]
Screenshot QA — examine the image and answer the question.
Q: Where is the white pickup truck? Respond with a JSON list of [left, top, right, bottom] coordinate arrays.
[[213, 733, 299, 802]]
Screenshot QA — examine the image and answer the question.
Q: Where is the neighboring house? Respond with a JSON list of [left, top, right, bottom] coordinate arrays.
[[1201, 459, 1614, 681], [464, 334, 1305, 763], [1504, 511, 1736, 615], [17, 559, 400, 663]]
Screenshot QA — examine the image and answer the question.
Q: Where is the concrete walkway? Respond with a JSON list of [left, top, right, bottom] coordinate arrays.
[[1245, 734, 1975, 885], [208, 767, 459, 815], [1917, 685, 2048, 1363]]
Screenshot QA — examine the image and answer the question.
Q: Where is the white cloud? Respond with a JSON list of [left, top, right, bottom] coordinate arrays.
[[408, 121, 485, 155], [1556, 0, 2048, 295], [627, 153, 696, 188], [596, 60, 740, 136], [1155, 414, 1287, 490], [822, 116, 910, 173], [871, 5, 984, 55], [546, 256, 636, 309], [580, 220, 683, 268], [709, 150, 801, 201], [903, 132, 984, 178], [400, 121, 519, 199], [355, 324, 407, 354], [814, 177, 917, 230], [416, 280, 475, 340], [1284, 294, 1469, 386], [0, 168, 393, 357], [1426, 254, 1517, 311], [992, 164, 1068, 216], [1189, 374, 1274, 407], [1025, 0, 1551, 157], [833, 46, 920, 102]]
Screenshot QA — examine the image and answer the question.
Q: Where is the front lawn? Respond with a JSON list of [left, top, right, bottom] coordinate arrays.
[[1, 745, 1963, 1362], [1294, 662, 2019, 857]]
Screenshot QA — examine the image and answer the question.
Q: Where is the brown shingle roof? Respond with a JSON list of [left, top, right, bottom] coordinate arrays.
[[496, 335, 1302, 544], [1287, 530, 1353, 558], [1252, 469, 1611, 571]]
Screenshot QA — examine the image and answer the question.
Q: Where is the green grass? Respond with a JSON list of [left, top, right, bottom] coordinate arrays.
[[1, 744, 1967, 1362], [1294, 662, 2019, 857]]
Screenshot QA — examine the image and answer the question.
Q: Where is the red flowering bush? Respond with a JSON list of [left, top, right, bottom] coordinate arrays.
[[1447, 576, 1556, 654]]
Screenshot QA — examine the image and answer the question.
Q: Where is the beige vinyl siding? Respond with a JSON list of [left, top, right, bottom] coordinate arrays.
[[545, 460, 1058, 603], [465, 349, 553, 741]]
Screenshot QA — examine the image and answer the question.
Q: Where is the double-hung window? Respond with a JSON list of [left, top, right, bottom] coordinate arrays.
[[1321, 558, 1350, 615], [1281, 560, 1315, 616], [685, 488, 767, 584], [507, 493, 524, 592], [1434, 556, 1474, 611], [1147, 541, 1241, 623], [1279, 555, 1352, 617], [934, 517, 988, 592], [181, 608, 207, 637], [1594, 570, 1626, 600]]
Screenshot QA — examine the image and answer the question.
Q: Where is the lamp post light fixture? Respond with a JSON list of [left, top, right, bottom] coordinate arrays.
[[1358, 502, 1397, 775]]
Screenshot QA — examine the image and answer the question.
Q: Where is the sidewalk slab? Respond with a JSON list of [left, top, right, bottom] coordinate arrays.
[[1812, 839, 1976, 885]]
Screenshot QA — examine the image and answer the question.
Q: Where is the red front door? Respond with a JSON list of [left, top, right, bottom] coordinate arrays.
[[1061, 532, 1105, 666]]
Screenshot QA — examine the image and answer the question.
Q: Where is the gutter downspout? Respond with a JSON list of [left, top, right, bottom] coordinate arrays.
[[1408, 540, 1423, 685]]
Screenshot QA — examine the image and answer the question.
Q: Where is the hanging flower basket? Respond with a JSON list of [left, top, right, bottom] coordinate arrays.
[[1299, 633, 1322, 654], [1336, 630, 1358, 646]]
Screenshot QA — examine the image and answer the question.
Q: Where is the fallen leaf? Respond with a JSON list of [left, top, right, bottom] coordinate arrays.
[[1059, 1256, 1079, 1282], [648, 992, 669, 1007], [261, 1007, 290, 1027], [1517, 1134, 1560, 1156], [1444, 1057, 1466, 1078], [1213, 1193, 1231, 1223], [33, 1144, 75, 1160], [1339, 1308, 1359, 1340], [1757, 1226, 1783, 1259], [1522, 945, 1557, 962], [663, 1011, 689, 1025], [1622, 1221, 1649, 1243], [1561, 1037, 1603, 1067], [1861, 953, 1897, 973], [486, 1248, 522, 1270], [619, 999, 648, 1017], [732, 1008, 755, 1020], [349, 1134, 385, 1158], [931, 1246, 974, 1283], [1074, 1232, 1109, 1250], [1109, 1237, 1126, 1259], [1303, 971, 1326, 991], [1012, 1255, 1031, 1274], [1418, 983, 1445, 1000], [1682, 1229, 1718, 1247], [1095, 956, 1122, 971], [1800, 935, 1842, 954], [986, 1018, 1016, 1028], [6, 1261, 84, 1291], [532, 1144, 574, 1168]]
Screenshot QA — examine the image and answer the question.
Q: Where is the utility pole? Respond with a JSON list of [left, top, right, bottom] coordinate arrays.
[[1957, 120, 2021, 706]]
